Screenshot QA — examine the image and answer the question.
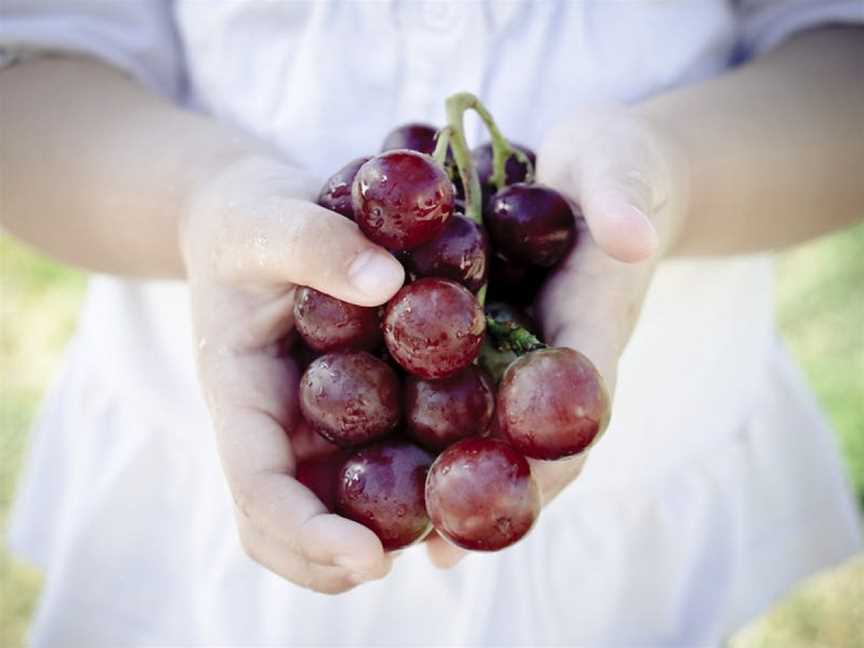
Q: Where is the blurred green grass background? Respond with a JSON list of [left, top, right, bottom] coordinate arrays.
[[1, 225, 862, 647]]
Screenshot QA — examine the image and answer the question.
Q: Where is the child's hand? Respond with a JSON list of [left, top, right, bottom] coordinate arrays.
[[181, 157, 405, 593], [426, 103, 689, 567]]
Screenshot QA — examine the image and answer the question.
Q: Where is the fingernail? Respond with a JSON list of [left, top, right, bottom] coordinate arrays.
[[348, 249, 404, 299]]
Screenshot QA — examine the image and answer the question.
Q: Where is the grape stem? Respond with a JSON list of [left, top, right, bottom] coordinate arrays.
[[444, 94, 484, 228], [432, 126, 452, 167], [466, 99, 534, 191], [485, 316, 547, 354], [445, 91, 532, 307], [444, 93, 534, 196], [479, 314, 548, 382], [443, 92, 544, 376]]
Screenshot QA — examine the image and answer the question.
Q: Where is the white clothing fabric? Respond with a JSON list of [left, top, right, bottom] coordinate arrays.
[[4, 1, 862, 646]]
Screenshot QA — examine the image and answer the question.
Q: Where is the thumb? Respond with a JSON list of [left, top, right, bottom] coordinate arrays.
[[214, 198, 405, 306], [537, 112, 667, 264], [576, 168, 659, 263]]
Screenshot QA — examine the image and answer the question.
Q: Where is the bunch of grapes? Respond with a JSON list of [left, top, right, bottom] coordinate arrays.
[[295, 93, 610, 553]]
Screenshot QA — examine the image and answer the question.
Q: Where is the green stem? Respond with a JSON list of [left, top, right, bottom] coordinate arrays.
[[485, 316, 547, 354], [432, 127, 452, 166], [444, 94, 484, 227], [466, 100, 533, 190], [478, 340, 517, 383], [443, 92, 537, 306]]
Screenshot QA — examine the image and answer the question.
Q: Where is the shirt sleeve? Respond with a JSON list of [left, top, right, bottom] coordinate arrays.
[[736, 0, 864, 59], [0, 0, 185, 99]]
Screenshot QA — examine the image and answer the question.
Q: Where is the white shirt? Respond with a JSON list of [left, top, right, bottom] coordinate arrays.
[[3, 2, 862, 646]]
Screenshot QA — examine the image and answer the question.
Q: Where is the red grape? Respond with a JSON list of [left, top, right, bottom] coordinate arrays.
[[404, 366, 495, 452], [403, 214, 490, 292], [296, 451, 350, 512], [299, 351, 400, 447], [425, 437, 540, 551], [383, 278, 485, 380], [352, 150, 454, 251], [381, 123, 438, 155], [293, 286, 382, 353], [497, 348, 610, 460], [317, 157, 370, 220], [487, 183, 577, 268], [337, 440, 434, 550]]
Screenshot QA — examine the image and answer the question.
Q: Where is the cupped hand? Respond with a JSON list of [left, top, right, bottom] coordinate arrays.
[[181, 156, 405, 593], [426, 102, 689, 568]]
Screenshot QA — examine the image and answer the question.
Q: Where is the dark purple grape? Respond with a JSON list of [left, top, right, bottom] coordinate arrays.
[[486, 251, 548, 307], [337, 440, 434, 550], [497, 348, 610, 460], [381, 123, 439, 155], [383, 278, 485, 380], [317, 157, 371, 220], [472, 142, 536, 191], [403, 214, 490, 292], [425, 437, 540, 551], [293, 286, 382, 353], [299, 351, 400, 447], [296, 451, 350, 512], [487, 183, 577, 268], [404, 366, 495, 452], [352, 150, 454, 251]]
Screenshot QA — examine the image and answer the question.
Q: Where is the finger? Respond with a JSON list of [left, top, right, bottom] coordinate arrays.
[[206, 195, 404, 307], [238, 519, 392, 594], [198, 327, 390, 581], [528, 453, 588, 504], [289, 416, 343, 462], [537, 114, 666, 264], [539, 152, 659, 264], [577, 172, 659, 263], [425, 531, 468, 569], [215, 388, 389, 577]]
